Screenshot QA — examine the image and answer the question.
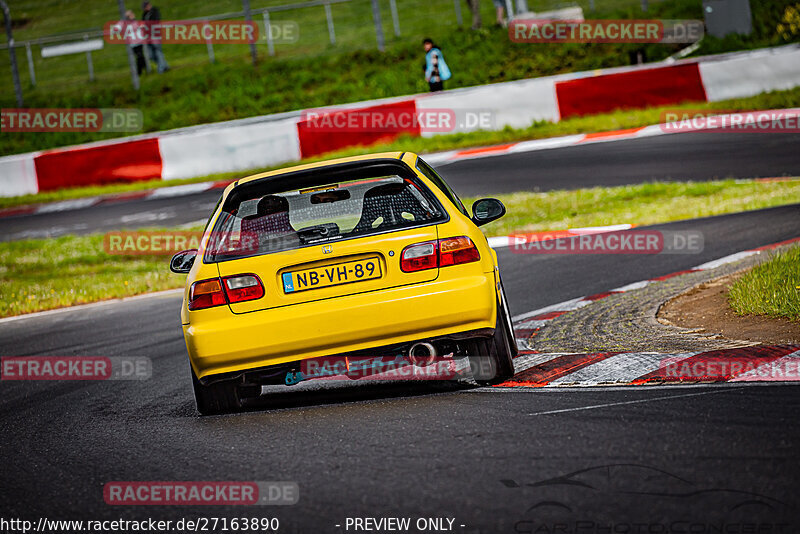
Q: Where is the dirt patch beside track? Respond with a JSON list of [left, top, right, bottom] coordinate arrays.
[[521, 242, 800, 354], [658, 272, 800, 345]]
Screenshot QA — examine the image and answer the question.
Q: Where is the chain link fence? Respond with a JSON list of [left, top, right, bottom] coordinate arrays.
[[1, 0, 666, 101]]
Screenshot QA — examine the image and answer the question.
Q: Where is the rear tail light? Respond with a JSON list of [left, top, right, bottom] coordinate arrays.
[[400, 236, 480, 272], [224, 274, 264, 303], [439, 236, 481, 266], [189, 274, 264, 310], [188, 278, 227, 310], [400, 241, 438, 272]]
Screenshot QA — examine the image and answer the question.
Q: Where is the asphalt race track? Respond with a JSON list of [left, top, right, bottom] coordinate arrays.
[[2, 131, 800, 531], [438, 131, 800, 195], [2, 198, 800, 531], [1, 131, 799, 242]]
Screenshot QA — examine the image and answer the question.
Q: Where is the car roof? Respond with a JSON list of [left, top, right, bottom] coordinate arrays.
[[234, 152, 411, 189]]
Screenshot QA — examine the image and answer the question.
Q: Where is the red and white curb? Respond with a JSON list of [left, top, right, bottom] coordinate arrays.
[[502, 346, 800, 388], [425, 108, 800, 166], [504, 236, 800, 387]]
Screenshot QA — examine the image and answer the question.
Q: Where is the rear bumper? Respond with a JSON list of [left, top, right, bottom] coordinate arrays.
[[184, 273, 497, 379]]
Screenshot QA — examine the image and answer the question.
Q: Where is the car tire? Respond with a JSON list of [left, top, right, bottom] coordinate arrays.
[[470, 287, 516, 384], [498, 276, 519, 360], [191, 366, 242, 415]]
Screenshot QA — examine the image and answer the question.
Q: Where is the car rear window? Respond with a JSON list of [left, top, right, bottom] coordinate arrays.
[[204, 166, 446, 262]]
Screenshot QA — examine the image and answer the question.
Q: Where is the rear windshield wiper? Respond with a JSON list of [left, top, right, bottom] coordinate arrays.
[[297, 223, 340, 244]]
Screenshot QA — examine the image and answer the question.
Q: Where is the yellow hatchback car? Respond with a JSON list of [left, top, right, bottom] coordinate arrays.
[[170, 152, 517, 414]]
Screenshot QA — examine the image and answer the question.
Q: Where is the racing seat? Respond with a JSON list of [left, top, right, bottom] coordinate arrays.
[[353, 182, 429, 234], [240, 195, 293, 236], [239, 195, 297, 252]]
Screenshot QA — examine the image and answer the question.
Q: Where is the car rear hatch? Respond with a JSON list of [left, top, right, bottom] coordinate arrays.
[[216, 225, 440, 313], [206, 160, 448, 314]]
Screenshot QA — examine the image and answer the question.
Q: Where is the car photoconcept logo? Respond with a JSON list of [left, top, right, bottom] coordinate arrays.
[[322, 245, 333, 254]]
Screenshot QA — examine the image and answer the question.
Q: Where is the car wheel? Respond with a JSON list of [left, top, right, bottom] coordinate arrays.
[[498, 276, 519, 360], [470, 293, 516, 384], [191, 366, 242, 415]]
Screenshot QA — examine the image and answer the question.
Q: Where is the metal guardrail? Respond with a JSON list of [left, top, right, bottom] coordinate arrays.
[[0, 29, 105, 49], [0, 0, 357, 91], [0, 0, 352, 51]]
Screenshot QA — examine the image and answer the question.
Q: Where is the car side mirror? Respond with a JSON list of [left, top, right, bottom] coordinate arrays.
[[170, 249, 197, 274], [471, 198, 506, 226]]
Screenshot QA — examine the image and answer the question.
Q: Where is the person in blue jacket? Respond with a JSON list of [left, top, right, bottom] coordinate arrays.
[[423, 38, 451, 92]]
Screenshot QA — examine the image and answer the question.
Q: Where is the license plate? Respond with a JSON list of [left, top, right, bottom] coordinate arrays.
[[282, 257, 382, 293]]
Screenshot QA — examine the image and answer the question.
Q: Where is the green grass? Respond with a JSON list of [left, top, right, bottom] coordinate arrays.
[[2, 177, 800, 318], [3, 84, 800, 210], [728, 246, 800, 322], [0, 234, 181, 318], [2, 0, 797, 156], [476, 178, 800, 237]]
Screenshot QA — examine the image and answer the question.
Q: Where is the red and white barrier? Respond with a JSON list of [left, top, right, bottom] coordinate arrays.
[[556, 63, 708, 118], [0, 153, 38, 197], [35, 138, 162, 192], [416, 76, 561, 135], [2, 45, 798, 198], [698, 46, 800, 102], [159, 116, 301, 180], [297, 99, 420, 158]]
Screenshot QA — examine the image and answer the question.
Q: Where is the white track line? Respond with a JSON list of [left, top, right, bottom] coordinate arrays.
[[527, 389, 728, 415]]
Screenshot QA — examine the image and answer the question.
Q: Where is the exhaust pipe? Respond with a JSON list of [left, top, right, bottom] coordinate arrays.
[[408, 342, 437, 367]]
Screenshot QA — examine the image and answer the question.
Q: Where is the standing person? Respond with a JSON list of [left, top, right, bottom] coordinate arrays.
[[492, 0, 507, 27], [465, 0, 482, 29], [142, 1, 169, 73], [125, 10, 147, 76], [423, 39, 451, 93]]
